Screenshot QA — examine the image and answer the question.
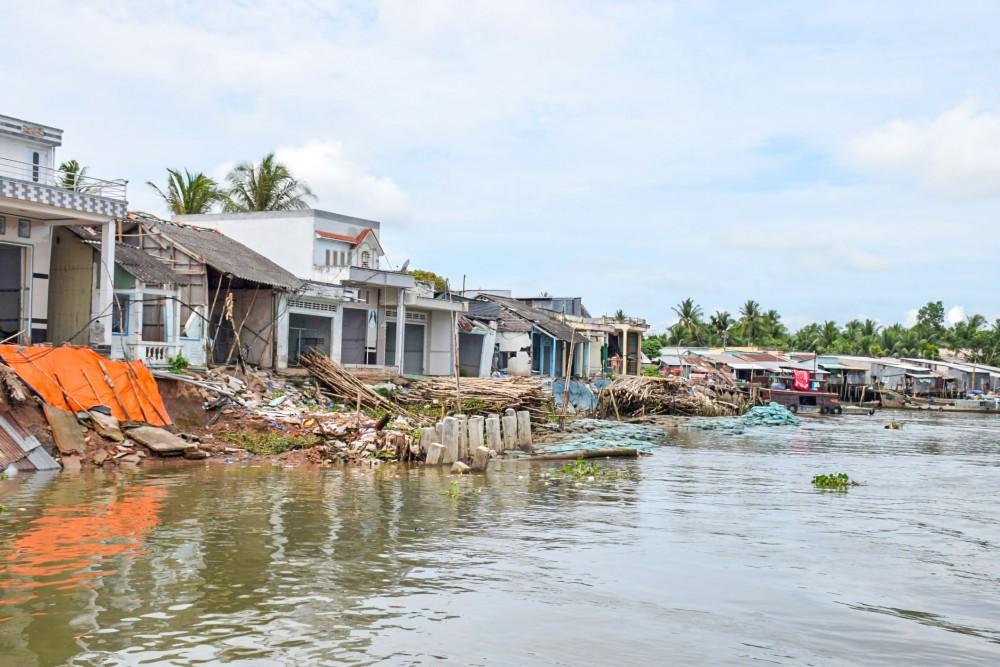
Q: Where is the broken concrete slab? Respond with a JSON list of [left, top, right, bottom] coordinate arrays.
[[92, 450, 109, 466], [451, 461, 471, 474], [43, 405, 86, 456], [472, 445, 490, 472], [426, 442, 445, 465], [89, 411, 124, 442], [125, 426, 188, 456], [183, 448, 210, 460], [60, 455, 82, 472]]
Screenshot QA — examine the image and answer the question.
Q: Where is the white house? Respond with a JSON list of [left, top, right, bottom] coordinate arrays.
[[0, 113, 126, 349], [175, 210, 466, 375]]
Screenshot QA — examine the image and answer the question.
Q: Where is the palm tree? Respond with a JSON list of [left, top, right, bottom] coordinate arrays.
[[671, 298, 704, 345], [737, 300, 763, 345], [223, 153, 314, 212], [709, 310, 733, 345], [58, 159, 89, 190], [148, 168, 224, 215], [762, 309, 786, 342], [819, 320, 840, 350]]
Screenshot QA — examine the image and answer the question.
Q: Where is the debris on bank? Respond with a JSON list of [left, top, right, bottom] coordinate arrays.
[[596, 375, 745, 419], [527, 418, 665, 456], [682, 401, 800, 434], [394, 376, 550, 423]]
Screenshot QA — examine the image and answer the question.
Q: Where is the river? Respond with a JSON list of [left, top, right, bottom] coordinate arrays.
[[0, 411, 998, 665]]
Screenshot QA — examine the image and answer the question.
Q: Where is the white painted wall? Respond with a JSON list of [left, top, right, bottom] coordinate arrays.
[[176, 212, 316, 279], [0, 134, 55, 175]]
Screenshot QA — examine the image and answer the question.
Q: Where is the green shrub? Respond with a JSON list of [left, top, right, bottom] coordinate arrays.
[[222, 431, 321, 455], [168, 354, 189, 373]]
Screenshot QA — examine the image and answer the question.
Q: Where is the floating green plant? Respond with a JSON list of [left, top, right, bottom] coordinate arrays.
[[812, 472, 860, 491], [561, 457, 604, 479], [440, 481, 460, 498]]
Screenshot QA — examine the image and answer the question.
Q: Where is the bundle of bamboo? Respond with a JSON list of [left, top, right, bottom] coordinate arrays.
[[395, 376, 551, 421], [299, 350, 412, 418], [596, 375, 741, 419]]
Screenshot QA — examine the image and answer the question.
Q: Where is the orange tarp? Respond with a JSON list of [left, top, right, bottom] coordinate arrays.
[[0, 346, 172, 427]]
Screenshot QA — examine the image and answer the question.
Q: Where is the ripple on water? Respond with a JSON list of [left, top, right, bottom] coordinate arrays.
[[0, 413, 997, 664]]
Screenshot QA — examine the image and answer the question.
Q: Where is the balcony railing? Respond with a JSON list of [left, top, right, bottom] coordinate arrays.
[[126, 341, 184, 367], [0, 156, 127, 201]]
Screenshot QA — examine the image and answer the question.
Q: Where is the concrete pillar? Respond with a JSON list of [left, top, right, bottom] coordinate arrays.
[[472, 445, 490, 472], [97, 220, 116, 348], [456, 414, 469, 459], [501, 414, 518, 451], [442, 416, 460, 464], [516, 411, 532, 447], [621, 327, 629, 376], [426, 442, 445, 465], [419, 427, 437, 455], [396, 288, 406, 375], [468, 416, 484, 450], [485, 415, 503, 452]]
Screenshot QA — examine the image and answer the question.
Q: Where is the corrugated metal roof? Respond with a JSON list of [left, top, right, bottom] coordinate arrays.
[[481, 295, 587, 343], [136, 217, 304, 290], [0, 413, 60, 471], [113, 243, 182, 285]]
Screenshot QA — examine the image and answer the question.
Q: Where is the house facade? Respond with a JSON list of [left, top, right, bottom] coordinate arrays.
[[176, 210, 465, 375], [0, 114, 125, 349]]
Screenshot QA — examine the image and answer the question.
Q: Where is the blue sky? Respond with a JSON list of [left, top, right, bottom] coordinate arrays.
[[4, 1, 999, 333]]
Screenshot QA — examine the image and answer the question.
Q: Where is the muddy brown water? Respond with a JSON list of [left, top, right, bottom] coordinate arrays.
[[0, 411, 998, 665]]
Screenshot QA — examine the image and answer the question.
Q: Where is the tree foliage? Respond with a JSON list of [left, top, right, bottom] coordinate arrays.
[[223, 153, 314, 212], [644, 298, 1000, 365], [410, 269, 448, 292], [148, 168, 224, 215]]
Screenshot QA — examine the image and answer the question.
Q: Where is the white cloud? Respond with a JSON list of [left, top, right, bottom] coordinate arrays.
[[274, 141, 409, 221], [946, 305, 966, 325], [844, 102, 1000, 196]]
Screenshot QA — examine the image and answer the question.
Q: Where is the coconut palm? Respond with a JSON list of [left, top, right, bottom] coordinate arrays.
[[148, 168, 224, 215], [223, 153, 314, 212], [671, 298, 704, 344], [737, 300, 764, 344], [709, 310, 733, 345], [58, 159, 89, 190]]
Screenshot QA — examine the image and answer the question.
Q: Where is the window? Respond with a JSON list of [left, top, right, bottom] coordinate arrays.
[[17, 218, 30, 239], [32, 152, 39, 182], [112, 296, 130, 334], [0, 216, 5, 234], [361, 250, 371, 268]]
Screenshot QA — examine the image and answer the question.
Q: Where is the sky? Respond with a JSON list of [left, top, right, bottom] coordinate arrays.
[[3, 1, 999, 334]]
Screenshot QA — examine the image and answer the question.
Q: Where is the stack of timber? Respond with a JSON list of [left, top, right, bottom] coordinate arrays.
[[596, 375, 742, 419], [396, 376, 551, 422], [299, 350, 411, 418]]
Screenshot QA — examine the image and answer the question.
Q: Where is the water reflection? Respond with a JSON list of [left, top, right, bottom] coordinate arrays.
[[0, 412, 996, 664]]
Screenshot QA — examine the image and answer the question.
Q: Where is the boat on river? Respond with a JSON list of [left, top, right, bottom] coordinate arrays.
[[760, 388, 842, 414], [879, 389, 1000, 413]]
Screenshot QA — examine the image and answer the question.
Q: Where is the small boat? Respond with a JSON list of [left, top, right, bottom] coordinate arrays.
[[879, 389, 1000, 413], [761, 388, 842, 414]]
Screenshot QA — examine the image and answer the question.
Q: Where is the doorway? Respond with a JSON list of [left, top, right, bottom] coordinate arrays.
[[385, 320, 425, 375], [289, 313, 332, 366], [341, 308, 368, 364], [0, 244, 26, 342]]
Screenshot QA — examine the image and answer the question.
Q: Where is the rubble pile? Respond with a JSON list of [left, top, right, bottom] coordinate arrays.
[[596, 375, 742, 419]]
